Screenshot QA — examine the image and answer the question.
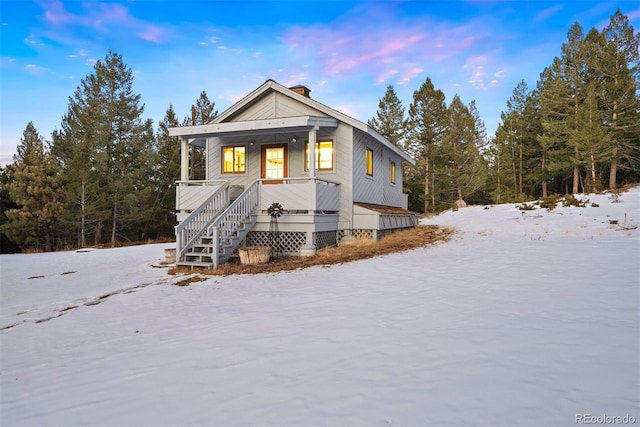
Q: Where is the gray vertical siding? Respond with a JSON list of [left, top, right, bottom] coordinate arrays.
[[352, 128, 405, 208]]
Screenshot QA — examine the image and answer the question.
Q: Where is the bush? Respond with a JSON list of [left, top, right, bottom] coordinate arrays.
[[518, 203, 537, 211], [540, 194, 562, 210], [562, 194, 588, 207]]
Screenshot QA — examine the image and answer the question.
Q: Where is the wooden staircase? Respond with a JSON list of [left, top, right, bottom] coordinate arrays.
[[176, 181, 260, 269]]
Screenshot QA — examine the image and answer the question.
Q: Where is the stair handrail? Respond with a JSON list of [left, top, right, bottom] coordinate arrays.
[[209, 180, 261, 267], [176, 181, 231, 260]]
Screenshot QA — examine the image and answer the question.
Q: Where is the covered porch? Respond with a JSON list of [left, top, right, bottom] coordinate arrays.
[[170, 115, 341, 221]]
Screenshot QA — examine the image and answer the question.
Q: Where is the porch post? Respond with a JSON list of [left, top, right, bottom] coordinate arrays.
[[180, 138, 189, 182], [308, 123, 318, 178]]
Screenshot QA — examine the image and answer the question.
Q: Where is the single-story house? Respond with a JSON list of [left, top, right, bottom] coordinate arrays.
[[169, 79, 418, 268]]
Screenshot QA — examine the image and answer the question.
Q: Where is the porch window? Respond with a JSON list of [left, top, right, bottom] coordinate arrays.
[[305, 140, 334, 171], [390, 161, 396, 184], [222, 146, 246, 173], [365, 148, 374, 176]]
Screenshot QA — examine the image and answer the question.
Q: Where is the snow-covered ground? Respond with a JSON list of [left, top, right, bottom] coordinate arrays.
[[1, 189, 639, 427]]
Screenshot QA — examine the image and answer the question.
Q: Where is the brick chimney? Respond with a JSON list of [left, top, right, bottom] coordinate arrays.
[[289, 85, 311, 98]]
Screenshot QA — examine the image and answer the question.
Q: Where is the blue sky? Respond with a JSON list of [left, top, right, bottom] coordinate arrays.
[[1, 0, 638, 165]]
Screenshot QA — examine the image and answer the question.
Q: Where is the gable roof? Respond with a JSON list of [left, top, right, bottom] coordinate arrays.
[[215, 80, 415, 164]]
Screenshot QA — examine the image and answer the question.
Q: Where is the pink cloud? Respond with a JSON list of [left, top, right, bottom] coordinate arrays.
[[398, 68, 424, 85], [38, 0, 171, 44], [138, 25, 169, 43], [283, 12, 483, 88], [376, 69, 399, 85]]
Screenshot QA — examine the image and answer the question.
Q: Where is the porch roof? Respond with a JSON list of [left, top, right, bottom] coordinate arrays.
[[168, 115, 338, 139]]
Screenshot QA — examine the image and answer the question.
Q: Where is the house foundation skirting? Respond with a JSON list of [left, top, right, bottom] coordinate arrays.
[[338, 226, 415, 242], [230, 225, 416, 258], [233, 230, 338, 257]]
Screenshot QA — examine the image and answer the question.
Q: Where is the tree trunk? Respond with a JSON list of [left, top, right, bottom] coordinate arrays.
[[518, 135, 523, 198], [496, 154, 501, 203], [94, 221, 102, 246], [80, 179, 86, 248], [44, 230, 52, 252], [609, 155, 618, 190], [573, 141, 580, 194], [511, 145, 517, 198], [541, 147, 548, 198], [424, 157, 430, 214], [111, 198, 117, 247]]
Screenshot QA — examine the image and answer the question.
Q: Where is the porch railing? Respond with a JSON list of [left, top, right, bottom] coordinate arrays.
[[176, 181, 230, 261], [259, 177, 340, 212], [176, 180, 227, 212], [210, 180, 261, 267]]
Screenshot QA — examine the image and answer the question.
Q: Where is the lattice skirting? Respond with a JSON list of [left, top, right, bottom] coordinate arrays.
[[231, 226, 413, 258], [338, 229, 374, 240], [315, 231, 337, 249], [338, 227, 414, 242]]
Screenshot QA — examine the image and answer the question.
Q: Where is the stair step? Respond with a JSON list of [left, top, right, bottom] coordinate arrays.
[[191, 243, 216, 249], [176, 261, 215, 269], [184, 254, 214, 263]]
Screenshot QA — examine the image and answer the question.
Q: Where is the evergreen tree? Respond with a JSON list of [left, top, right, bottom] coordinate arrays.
[[439, 96, 487, 208], [368, 85, 406, 147], [596, 9, 640, 188], [51, 50, 155, 247], [0, 164, 20, 253], [2, 122, 64, 251], [152, 104, 181, 238], [182, 91, 218, 180], [539, 24, 589, 194], [405, 77, 447, 213]]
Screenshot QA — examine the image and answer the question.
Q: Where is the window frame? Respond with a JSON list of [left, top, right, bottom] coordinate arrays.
[[221, 145, 246, 174], [390, 160, 396, 184], [365, 148, 374, 176], [304, 139, 334, 171]]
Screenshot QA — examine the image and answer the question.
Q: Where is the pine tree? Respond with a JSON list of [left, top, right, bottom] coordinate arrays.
[[0, 165, 20, 253], [182, 91, 218, 180], [368, 85, 406, 147], [152, 104, 181, 238], [539, 23, 589, 194], [2, 122, 64, 251], [51, 50, 155, 247], [405, 77, 447, 213], [596, 10, 640, 188], [439, 96, 487, 208]]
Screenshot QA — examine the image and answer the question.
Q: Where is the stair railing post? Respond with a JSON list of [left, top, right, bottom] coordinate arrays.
[[212, 226, 220, 269]]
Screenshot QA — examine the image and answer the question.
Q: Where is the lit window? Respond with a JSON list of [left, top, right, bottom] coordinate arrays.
[[222, 146, 246, 173], [390, 161, 396, 184], [305, 140, 334, 171], [365, 148, 374, 176]]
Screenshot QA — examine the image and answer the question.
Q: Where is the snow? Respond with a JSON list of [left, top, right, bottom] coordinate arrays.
[[1, 189, 639, 426]]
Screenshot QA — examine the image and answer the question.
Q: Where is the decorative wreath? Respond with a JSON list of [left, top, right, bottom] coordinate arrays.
[[268, 202, 284, 218]]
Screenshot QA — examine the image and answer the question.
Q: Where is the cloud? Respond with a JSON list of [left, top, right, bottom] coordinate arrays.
[[376, 69, 399, 85], [281, 5, 485, 89], [25, 64, 48, 74], [0, 57, 16, 68], [398, 67, 424, 85], [138, 25, 169, 43], [217, 45, 243, 54], [536, 5, 564, 22], [37, 0, 172, 45], [463, 56, 504, 89]]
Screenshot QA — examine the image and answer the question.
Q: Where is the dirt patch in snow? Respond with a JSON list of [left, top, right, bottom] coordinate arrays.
[[169, 225, 453, 276]]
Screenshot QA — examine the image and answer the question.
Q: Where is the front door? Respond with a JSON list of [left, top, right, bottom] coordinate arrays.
[[261, 144, 288, 184]]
